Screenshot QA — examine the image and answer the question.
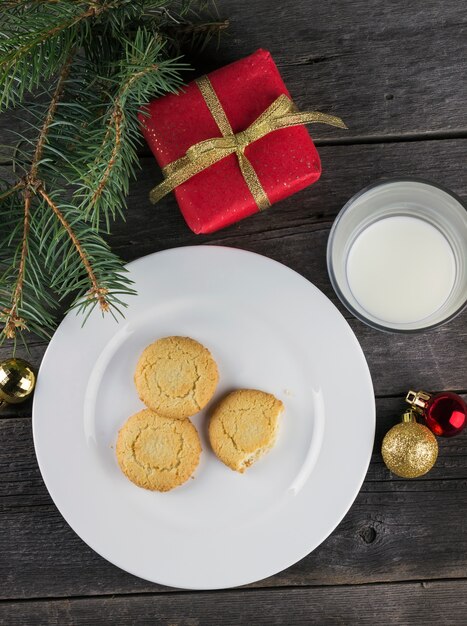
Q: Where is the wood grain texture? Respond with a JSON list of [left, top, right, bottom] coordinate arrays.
[[1, 1, 466, 619], [1, 579, 467, 626], [200, 0, 467, 141], [1, 0, 466, 148], [0, 396, 466, 600]]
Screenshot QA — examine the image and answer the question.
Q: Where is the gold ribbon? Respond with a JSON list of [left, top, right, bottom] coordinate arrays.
[[149, 75, 347, 208]]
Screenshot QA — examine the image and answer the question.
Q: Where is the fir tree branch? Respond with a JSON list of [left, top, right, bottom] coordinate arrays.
[[89, 63, 158, 208], [0, 0, 227, 345], [1, 4, 101, 68], [0, 1, 122, 111], [75, 29, 187, 229], [90, 102, 123, 208], [1, 51, 76, 339], [36, 185, 110, 311], [30, 51, 74, 181]]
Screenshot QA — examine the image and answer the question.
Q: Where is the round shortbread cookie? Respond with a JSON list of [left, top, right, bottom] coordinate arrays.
[[134, 336, 219, 419], [209, 389, 284, 473], [116, 409, 202, 492]]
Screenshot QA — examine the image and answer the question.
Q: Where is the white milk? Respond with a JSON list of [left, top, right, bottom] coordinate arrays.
[[346, 215, 456, 324]]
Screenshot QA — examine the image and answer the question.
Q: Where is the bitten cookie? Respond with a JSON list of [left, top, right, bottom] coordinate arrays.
[[209, 389, 284, 473], [134, 336, 219, 419], [116, 409, 201, 492]]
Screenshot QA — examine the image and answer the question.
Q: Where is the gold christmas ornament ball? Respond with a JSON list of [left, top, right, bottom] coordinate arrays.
[[381, 411, 438, 478], [0, 358, 36, 406]]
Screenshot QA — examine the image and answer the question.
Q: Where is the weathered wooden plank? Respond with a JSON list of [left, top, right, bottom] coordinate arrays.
[[1, 0, 466, 149], [1, 579, 467, 625], [1, 400, 466, 599], [195, 0, 467, 141]]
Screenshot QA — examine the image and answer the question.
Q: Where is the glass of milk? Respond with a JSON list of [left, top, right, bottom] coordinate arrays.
[[327, 179, 467, 332]]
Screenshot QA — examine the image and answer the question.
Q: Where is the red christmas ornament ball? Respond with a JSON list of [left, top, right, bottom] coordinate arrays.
[[425, 392, 467, 437]]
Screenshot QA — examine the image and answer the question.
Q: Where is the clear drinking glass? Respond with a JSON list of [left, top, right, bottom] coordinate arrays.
[[327, 178, 467, 332]]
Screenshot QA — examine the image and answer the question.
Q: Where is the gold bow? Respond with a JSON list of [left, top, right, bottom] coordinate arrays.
[[149, 75, 347, 209]]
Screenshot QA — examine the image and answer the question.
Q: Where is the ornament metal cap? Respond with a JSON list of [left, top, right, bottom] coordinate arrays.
[[406, 389, 431, 412], [401, 407, 418, 423]]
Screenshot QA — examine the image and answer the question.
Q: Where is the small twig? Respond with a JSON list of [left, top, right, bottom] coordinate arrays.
[[37, 186, 109, 311], [2, 188, 31, 339], [30, 51, 74, 180], [0, 4, 104, 68], [90, 105, 123, 205], [88, 65, 158, 207], [177, 20, 229, 34], [0, 181, 24, 202]]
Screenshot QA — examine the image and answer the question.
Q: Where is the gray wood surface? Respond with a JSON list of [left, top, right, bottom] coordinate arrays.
[[214, 0, 467, 141], [1, 579, 467, 626], [1, 0, 466, 623]]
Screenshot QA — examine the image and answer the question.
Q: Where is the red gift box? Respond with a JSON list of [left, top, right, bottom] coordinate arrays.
[[139, 49, 324, 234]]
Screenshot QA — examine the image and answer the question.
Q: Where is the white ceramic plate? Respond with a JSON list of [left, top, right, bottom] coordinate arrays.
[[33, 246, 375, 590]]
